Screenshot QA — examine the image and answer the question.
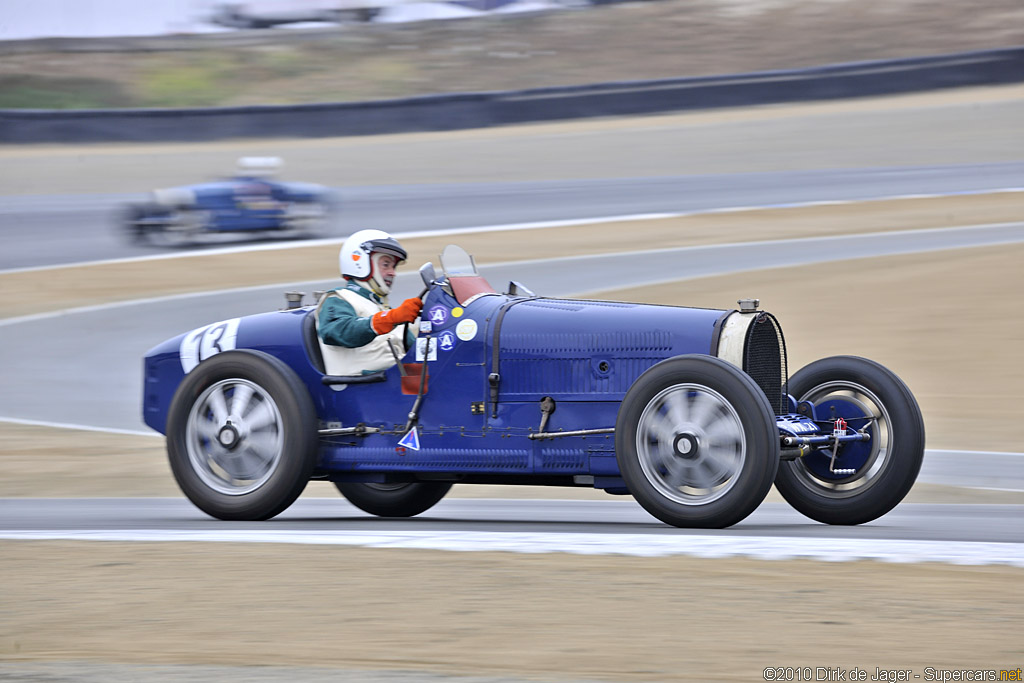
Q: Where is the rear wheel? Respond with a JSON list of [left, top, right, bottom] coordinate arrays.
[[335, 482, 452, 517], [166, 350, 318, 521], [775, 355, 924, 525], [616, 355, 779, 528]]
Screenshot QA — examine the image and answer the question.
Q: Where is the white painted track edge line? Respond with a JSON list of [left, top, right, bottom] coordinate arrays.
[[4, 187, 1023, 275], [0, 276, 330, 328], [1, 530, 1022, 566], [0, 415, 157, 437]]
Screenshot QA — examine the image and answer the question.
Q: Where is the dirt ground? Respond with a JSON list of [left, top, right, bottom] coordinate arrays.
[[2, 543, 1022, 682], [2, 192, 1024, 678], [3, 0, 1022, 108]]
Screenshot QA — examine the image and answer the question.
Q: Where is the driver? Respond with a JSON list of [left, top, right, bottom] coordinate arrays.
[[315, 229, 422, 375]]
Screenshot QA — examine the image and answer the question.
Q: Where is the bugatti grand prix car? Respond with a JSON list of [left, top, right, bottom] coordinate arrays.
[[141, 245, 925, 528], [123, 157, 333, 245]]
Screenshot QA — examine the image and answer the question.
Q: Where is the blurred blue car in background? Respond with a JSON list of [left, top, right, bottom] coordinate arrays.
[[123, 157, 334, 245]]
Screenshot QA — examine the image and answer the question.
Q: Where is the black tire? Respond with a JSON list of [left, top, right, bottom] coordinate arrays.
[[615, 355, 779, 528], [122, 204, 151, 244], [335, 482, 453, 518], [167, 208, 207, 246], [166, 350, 318, 521], [775, 355, 925, 525]]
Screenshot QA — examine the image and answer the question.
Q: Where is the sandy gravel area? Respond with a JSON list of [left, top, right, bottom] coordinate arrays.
[[2, 543, 1022, 682]]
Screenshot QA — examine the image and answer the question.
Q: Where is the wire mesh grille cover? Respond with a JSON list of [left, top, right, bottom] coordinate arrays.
[[743, 312, 788, 414]]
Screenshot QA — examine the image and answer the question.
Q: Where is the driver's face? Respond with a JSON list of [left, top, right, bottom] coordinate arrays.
[[375, 254, 398, 287]]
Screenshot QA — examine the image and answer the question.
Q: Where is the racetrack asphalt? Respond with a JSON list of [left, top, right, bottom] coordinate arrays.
[[2, 162, 1023, 270]]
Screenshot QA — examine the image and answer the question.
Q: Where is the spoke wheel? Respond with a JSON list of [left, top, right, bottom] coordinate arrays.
[[635, 384, 746, 506], [185, 379, 284, 496], [616, 355, 778, 528], [167, 350, 317, 520], [775, 355, 924, 525]]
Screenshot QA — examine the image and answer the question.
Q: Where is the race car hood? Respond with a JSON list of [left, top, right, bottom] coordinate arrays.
[[489, 296, 729, 400]]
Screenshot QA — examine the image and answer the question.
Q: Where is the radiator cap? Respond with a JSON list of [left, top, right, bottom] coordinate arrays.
[[738, 298, 760, 313]]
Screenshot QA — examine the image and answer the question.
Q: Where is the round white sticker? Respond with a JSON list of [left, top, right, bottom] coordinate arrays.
[[455, 318, 478, 341]]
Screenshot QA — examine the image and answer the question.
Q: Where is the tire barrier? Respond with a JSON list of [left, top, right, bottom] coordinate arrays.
[[2, 46, 1022, 143]]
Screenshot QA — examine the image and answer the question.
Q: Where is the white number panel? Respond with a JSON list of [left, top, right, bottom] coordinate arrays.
[[179, 318, 241, 373]]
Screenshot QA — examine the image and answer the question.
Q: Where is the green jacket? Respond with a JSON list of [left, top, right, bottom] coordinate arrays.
[[317, 280, 415, 350]]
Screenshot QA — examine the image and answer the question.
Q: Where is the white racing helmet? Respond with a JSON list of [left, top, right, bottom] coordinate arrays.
[[339, 229, 408, 296]]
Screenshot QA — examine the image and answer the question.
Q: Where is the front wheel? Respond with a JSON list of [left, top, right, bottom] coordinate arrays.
[[122, 204, 149, 243], [335, 482, 453, 517], [166, 350, 318, 520], [775, 355, 924, 525], [616, 355, 779, 528]]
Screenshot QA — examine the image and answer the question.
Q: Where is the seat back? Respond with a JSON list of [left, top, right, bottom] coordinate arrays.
[[302, 310, 326, 374]]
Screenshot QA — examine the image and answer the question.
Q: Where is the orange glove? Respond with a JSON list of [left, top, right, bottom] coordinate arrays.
[[371, 298, 422, 335]]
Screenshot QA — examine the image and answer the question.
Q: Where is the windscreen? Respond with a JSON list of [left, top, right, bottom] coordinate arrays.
[[440, 244, 478, 278]]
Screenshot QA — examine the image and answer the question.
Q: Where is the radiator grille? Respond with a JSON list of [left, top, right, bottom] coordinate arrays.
[[743, 313, 788, 414]]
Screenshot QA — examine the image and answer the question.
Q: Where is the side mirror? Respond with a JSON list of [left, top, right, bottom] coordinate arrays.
[[419, 262, 437, 289]]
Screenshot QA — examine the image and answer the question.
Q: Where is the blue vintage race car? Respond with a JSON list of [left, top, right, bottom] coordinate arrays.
[[142, 245, 925, 528], [123, 157, 333, 245]]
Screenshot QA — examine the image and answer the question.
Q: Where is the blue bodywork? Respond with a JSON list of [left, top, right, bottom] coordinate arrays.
[[125, 175, 331, 241], [186, 178, 318, 233], [143, 272, 846, 492]]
